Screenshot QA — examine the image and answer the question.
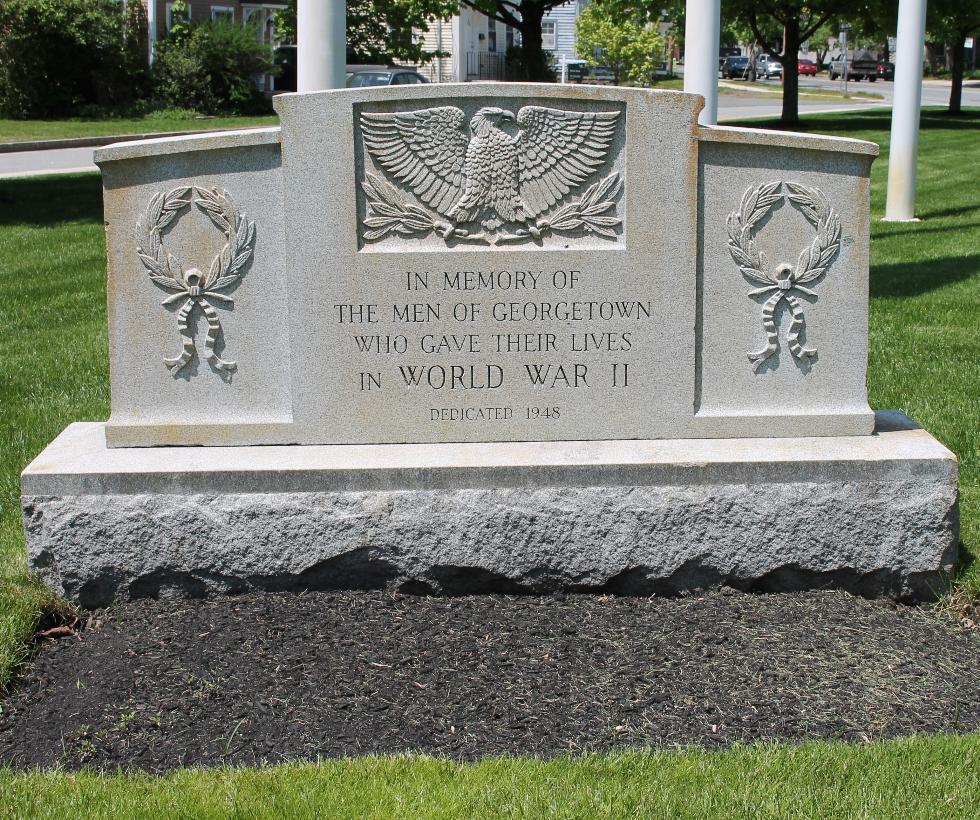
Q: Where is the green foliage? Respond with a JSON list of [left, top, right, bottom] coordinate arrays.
[[0, 0, 147, 119], [165, 0, 193, 46], [275, 0, 456, 64], [152, 19, 276, 115], [575, 3, 665, 86], [928, 0, 980, 39]]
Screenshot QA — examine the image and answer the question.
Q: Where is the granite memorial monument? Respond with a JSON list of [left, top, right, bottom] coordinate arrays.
[[22, 85, 958, 605]]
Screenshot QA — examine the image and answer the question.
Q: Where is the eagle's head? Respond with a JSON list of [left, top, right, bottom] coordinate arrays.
[[469, 107, 515, 137]]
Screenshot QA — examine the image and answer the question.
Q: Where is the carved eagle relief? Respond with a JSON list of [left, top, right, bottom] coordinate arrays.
[[359, 105, 623, 245]]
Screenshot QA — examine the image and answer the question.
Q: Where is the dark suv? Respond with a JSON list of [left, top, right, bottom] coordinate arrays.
[[721, 55, 750, 79]]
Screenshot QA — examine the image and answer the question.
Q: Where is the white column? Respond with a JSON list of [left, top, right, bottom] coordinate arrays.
[[298, 0, 346, 92], [146, 0, 158, 65], [683, 0, 721, 125], [452, 14, 465, 83], [885, 0, 928, 221]]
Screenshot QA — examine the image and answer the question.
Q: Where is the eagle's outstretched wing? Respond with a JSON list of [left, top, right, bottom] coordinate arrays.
[[360, 107, 469, 216], [516, 107, 619, 218]]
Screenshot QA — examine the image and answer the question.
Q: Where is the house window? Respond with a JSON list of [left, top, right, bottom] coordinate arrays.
[[243, 6, 279, 44], [506, 25, 515, 51], [541, 21, 556, 51], [488, 17, 497, 53], [165, 3, 191, 32], [211, 6, 234, 22]]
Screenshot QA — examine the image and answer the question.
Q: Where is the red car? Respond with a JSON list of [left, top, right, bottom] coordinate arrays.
[[798, 59, 818, 76]]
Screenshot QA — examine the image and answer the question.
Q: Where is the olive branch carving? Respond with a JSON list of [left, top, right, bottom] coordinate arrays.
[[727, 181, 842, 371], [498, 173, 623, 243], [361, 171, 623, 245]]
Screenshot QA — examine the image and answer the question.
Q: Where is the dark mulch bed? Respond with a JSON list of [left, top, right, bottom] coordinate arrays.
[[1, 590, 978, 772]]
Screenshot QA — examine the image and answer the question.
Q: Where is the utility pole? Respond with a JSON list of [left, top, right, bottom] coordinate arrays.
[[885, 0, 928, 221], [298, 0, 346, 92], [839, 23, 850, 96], [683, 0, 721, 125]]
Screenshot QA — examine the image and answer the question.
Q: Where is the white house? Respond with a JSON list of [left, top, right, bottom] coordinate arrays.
[[415, 1, 584, 82], [541, 0, 583, 65]]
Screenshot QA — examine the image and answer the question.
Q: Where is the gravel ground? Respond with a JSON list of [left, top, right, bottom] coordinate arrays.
[[1, 590, 978, 772]]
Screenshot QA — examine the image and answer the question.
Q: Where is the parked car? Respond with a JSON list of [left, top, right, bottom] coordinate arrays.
[[347, 70, 430, 87], [828, 50, 878, 81], [721, 55, 750, 79], [755, 55, 783, 78], [272, 46, 398, 92], [798, 58, 818, 76], [876, 61, 895, 80]]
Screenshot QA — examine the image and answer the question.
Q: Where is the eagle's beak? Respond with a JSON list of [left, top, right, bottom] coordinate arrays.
[[501, 110, 515, 121]]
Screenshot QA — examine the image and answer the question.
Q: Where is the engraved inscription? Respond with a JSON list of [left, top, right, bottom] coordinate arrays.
[[334, 266, 650, 429], [359, 105, 623, 245], [726, 181, 842, 371], [135, 187, 255, 377]]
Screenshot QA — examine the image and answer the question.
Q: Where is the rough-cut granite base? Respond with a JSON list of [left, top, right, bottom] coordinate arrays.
[[22, 413, 958, 607]]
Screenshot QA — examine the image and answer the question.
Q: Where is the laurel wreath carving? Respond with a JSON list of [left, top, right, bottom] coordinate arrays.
[[361, 171, 623, 246], [726, 181, 842, 371], [135, 187, 255, 376]]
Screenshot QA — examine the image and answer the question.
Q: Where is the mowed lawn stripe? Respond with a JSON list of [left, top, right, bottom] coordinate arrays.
[[0, 735, 978, 818]]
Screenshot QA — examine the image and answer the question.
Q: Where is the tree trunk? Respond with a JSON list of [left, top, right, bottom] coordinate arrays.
[[518, 3, 550, 82], [780, 17, 800, 124], [949, 28, 966, 115]]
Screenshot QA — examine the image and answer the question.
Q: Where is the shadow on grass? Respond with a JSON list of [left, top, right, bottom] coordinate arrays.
[[913, 204, 980, 221], [0, 173, 102, 227], [957, 539, 976, 578], [730, 107, 980, 135], [874, 222, 980, 240], [870, 253, 980, 299]]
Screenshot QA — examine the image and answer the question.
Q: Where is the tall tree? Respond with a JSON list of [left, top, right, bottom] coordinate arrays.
[[461, 0, 569, 81], [929, 0, 980, 114], [276, 0, 457, 65], [726, 1, 854, 124], [848, 0, 898, 59]]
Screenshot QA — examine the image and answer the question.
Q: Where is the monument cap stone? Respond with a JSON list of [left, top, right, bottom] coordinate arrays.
[[95, 84, 877, 447]]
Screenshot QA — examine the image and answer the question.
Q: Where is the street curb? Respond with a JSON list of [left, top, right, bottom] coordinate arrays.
[[0, 126, 273, 154]]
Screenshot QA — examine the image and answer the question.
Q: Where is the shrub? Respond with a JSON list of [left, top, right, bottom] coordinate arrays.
[[152, 19, 276, 115], [505, 46, 557, 82], [575, 4, 664, 87], [0, 0, 147, 119]]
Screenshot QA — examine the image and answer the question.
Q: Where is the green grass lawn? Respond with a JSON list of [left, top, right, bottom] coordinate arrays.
[[1, 735, 978, 818], [0, 113, 278, 143], [0, 107, 978, 810]]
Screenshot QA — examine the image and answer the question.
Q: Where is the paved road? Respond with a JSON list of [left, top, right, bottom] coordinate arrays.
[[2, 79, 977, 178], [0, 146, 100, 178], [718, 76, 980, 120]]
